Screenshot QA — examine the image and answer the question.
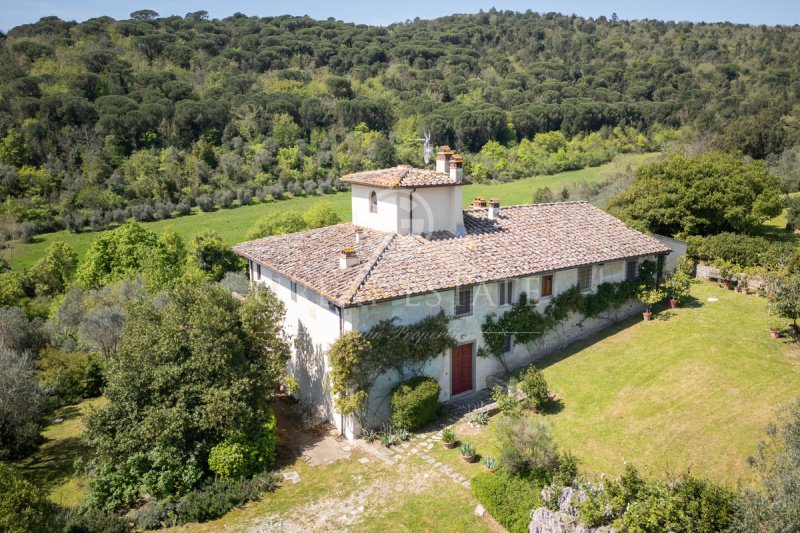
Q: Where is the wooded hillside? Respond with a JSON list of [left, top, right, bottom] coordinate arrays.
[[2, 10, 800, 234]]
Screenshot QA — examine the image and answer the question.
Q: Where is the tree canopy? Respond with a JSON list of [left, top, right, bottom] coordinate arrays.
[[84, 283, 291, 510], [607, 152, 783, 237]]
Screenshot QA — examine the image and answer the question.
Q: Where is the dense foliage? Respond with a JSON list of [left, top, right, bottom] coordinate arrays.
[[686, 232, 797, 271], [0, 463, 63, 532], [84, 283, 290, 510], [608, 152, 783, 237], [575, 464, 735, 531], [471, 470, 543, 533], [390, 376, 441, 430], [4, 10, 800, 233]]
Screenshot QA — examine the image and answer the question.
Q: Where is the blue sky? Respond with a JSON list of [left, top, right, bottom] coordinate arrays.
[[2, 0, 800, 31]]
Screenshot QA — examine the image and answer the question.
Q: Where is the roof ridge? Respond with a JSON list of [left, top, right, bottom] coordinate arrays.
[[343, 233, 396, 304]]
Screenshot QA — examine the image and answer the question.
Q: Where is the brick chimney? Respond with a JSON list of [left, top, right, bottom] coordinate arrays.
[[488, 198, 500, 220], [471, 196, 487, 208], [435, 145, 453, 173], [339, 247, 358, 269], [449, 154, 463, 183]]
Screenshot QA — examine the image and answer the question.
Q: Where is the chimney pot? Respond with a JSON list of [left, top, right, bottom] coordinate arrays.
[[449, 153, 463, 183], [488, 198, 500, 220], [435, 145, 453, 173], [339, 247, 359, 269]]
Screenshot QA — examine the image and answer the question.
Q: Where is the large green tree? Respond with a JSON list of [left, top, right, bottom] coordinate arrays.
[[608, 152, 783, 236], [84, 283, 290, 510]]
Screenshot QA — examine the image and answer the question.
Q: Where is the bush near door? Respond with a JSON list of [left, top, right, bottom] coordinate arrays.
[[390, 376, 441, 430]]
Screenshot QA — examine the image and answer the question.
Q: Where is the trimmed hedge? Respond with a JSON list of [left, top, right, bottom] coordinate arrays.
[[471, 471, 543, 533], [390, 377, 441, 430], [685, 233, 794, 269]]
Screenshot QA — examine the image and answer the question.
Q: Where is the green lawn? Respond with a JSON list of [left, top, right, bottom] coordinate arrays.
[[542, 281, 800, 484], [428, 282, 800, 488], [11, 397, 105, 508], [8, 154, 658, 271]]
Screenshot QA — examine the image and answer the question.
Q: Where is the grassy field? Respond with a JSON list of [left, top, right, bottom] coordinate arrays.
[[7, 154, 658, 271], [11, 397, 105, 508], [424, 282, 800, 488]]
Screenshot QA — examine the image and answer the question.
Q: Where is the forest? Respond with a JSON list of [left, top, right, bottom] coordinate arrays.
[[2, 9, 800, 237]]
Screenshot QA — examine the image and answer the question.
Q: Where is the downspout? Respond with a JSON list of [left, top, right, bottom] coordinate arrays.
[[409, 188, 416, 235]]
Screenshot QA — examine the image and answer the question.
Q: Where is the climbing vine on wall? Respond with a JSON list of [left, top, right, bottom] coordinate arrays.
[[328, 310, 455, 419], [479, 261, 655, 371]]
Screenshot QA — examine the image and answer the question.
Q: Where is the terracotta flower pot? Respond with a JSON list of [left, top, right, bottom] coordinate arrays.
[[442, 441, 456, 449], [770, 330, 782, 339], [483, 467, 496, 473], [461, 454, 476, 463], [725, 282, 734, 290], [740, 286, 749, 294], [642, 311, 652, 321], [668, 299, 678, 309]]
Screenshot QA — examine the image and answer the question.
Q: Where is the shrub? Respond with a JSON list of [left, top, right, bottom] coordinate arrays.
[[132, 472, 278, 529], [471, 470, 542, 533], [390, 376, 441, 430], [195, 195, 215, 212], [494, 416, 560, 477], [576, 464, 735, 531], [246, 211, 306, 240], [39, 348, 100, 407], [515, 365, 550, 410], [0, 463, 63, 532], [664, 271, 692, 303], [491, 385, 522, 416], [64, 507, 130, 533], [303, 201, 341, 229], [208, 410, 278, 479]]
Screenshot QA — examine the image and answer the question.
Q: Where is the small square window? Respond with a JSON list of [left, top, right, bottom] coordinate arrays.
[[502, 335, 513, 354], [455, 286, 473, 317], [541, 274, 554, 298], [577, 266, 592, 292], [498, 280, 513, 306], [626, 260, 638, 282]]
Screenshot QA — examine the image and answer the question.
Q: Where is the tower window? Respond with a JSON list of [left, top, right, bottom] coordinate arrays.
[[369, 191, 378, 213]]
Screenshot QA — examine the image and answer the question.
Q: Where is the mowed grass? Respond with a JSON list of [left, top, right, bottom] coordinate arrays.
[[11, 397, 106, 508], [538, 281, 800, 485], [8, 154, 659, 270]]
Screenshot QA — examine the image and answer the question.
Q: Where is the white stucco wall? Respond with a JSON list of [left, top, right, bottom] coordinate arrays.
[[652, 234, 687, 274], [349, 183, 464, 235], [250, 253, 661, 439], [351, 184, 402, 234]]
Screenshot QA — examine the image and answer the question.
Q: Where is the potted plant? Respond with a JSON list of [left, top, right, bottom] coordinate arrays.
[[768, 318, 784, 339], [738, 272, 750, 294], [482, 456, 497, 472], [459, 442, 477, 463], [714, 260, 737, 290], [441, 428, 456, 449], [664, 271, 691, 309], [637, 285, 666, 321]]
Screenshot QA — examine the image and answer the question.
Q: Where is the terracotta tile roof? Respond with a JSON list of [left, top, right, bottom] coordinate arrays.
[[340, 164, 467, 188], [233, 201, 671, 307]]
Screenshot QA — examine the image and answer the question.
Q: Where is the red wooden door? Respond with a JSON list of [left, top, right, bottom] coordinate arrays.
[[451, 343, 473, 396]]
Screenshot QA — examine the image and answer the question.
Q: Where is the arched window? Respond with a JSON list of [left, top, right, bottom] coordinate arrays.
[[369, 191, 378, 213]]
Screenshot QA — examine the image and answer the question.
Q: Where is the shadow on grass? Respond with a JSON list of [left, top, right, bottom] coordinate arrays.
[[13, 405, 89, 494], [541, 397, 564, 415]]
